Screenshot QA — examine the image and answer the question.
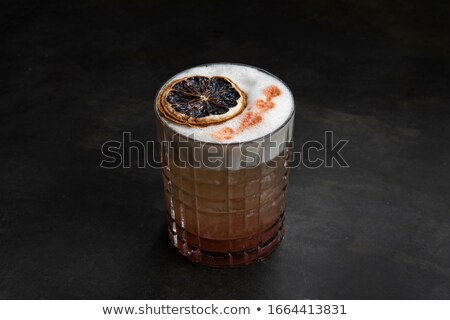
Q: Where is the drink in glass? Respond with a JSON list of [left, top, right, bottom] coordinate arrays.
[[154, 63, 295, 267]]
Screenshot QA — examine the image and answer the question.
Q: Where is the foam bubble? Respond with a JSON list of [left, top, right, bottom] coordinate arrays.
[[156, 63, 295, 144]]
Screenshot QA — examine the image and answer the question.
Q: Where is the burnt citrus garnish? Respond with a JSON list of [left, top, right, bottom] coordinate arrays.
[[158, 76, 247, 127]]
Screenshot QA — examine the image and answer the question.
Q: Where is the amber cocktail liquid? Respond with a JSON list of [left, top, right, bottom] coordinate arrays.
[[155, 63, 295, 267]]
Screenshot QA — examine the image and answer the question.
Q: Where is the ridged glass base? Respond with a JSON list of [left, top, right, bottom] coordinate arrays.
[[167, 213, 285, 268]]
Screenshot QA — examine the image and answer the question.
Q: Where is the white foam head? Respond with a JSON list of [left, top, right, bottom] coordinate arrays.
[[156, 63, 295, 144]]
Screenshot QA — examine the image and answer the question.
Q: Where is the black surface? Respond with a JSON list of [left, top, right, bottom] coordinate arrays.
[[1, 0, 449, 299]]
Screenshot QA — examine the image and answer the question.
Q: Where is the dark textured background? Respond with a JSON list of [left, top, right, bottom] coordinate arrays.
[[1, 0, 449, 299]]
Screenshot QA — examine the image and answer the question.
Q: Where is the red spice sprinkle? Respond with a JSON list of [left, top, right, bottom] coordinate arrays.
[[256, 99, 275, 111], [213, 127, 235, 140], [238, 112, 262, 132], [212, 85, 280, 140], [264, 85, 281, 100]]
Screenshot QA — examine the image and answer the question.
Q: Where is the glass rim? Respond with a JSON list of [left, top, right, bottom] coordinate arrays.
[[154, 62, 295, 146]]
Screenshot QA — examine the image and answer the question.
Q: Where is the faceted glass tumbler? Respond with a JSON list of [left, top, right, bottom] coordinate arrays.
[[154, 70, 295, 268]]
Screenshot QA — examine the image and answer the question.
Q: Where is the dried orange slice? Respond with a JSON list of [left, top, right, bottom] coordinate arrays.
[[158, 76, 247, 126]]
